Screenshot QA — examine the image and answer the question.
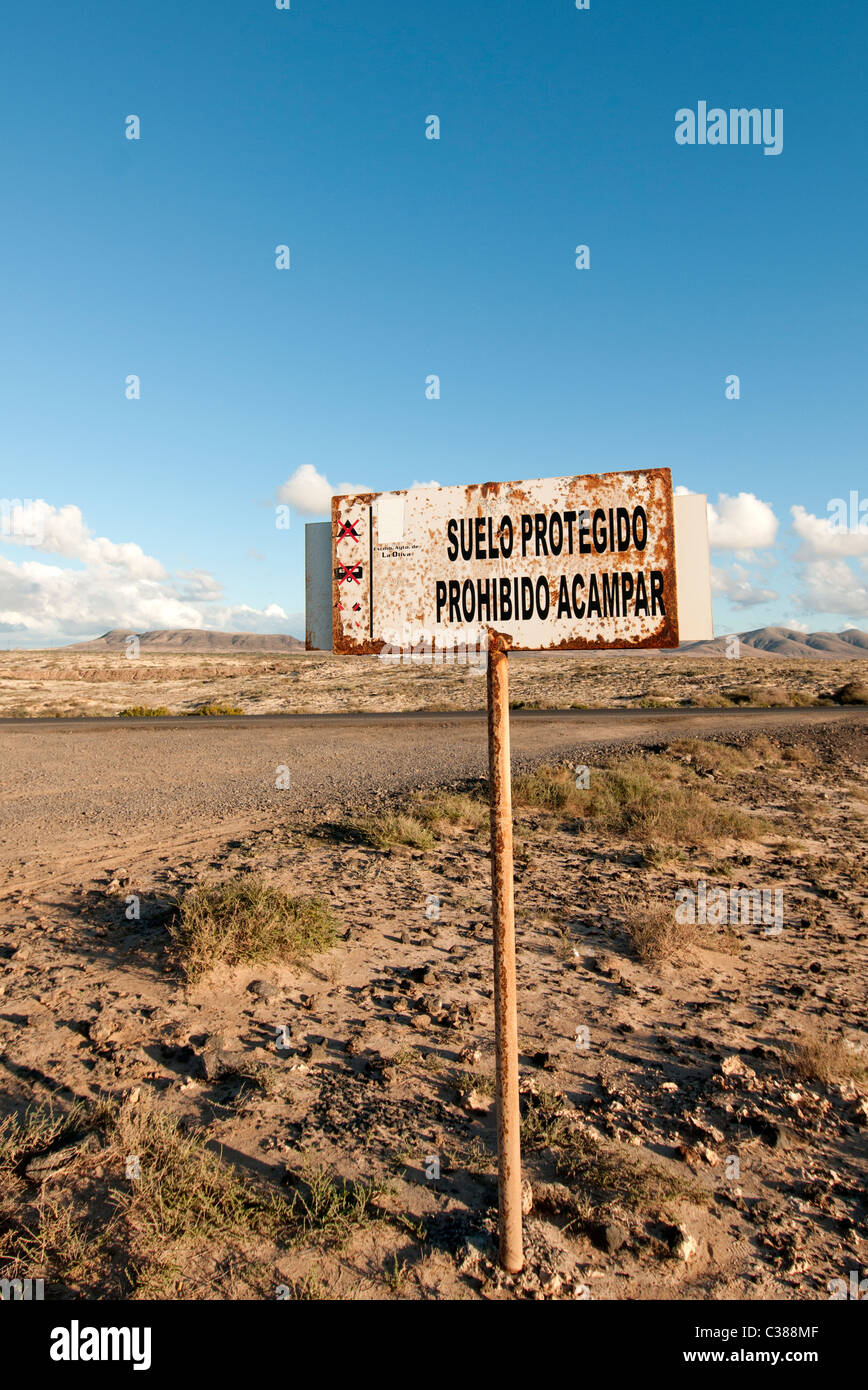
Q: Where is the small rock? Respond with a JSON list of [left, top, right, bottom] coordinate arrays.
[[462, 1088, 491, 1113], [248, 979, 279, 1004], [87, 1011, 124, 1046], [409, 965, 439, 985], [539, 1271, 563, 1298], [720, 1054, 756, 1080], [600, 1221, 629, 1254], [688, 1116, 725, 1144], [457, 1232, 495, 1272], [763, 1122, 797, 1151], [849, 1097, 868, 1127], [666, 1223, 698, 1262], [528, 1050, 555, 1071], [199, 1033, 228, 1081]]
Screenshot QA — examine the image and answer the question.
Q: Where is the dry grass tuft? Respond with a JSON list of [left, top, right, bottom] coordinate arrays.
[[335, 813, 435, 851], [0, 1096, 382, 1298], [780, 743, 818, 768], [832, 681, 868, 706], [617, 898, 694, 965], [411, 788, 488, 833], [110, 1101, 291, 1243], [722, 685, 814, 708], [335, 741, 783, 854], [512, 764, 580, 813], [786, 1030, 867, 1086], [669, 739, 749, 775], [337, 786, 488, 849], [186, 702, 244, 716], [588, 760, 768, 846], [169, 877, 340, 983]]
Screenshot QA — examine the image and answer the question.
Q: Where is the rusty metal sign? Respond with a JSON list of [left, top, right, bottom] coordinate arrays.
[[331, 467, 679, 654]]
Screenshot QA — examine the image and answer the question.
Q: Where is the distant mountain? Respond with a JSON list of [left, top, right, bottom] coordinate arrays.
[[64, 625, 868, 658], [67, 628, 305, 653], [680, 627, 868, 658]]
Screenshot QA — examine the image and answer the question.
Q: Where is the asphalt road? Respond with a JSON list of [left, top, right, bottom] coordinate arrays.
[[1, 706, 865, 894]]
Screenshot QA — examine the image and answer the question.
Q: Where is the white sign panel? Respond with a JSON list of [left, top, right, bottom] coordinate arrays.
[[329, 468, 681, 654]]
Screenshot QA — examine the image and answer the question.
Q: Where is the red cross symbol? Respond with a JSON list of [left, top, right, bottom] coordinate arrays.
[[336, 564, 363, 585], [337, 519, 360, 542]]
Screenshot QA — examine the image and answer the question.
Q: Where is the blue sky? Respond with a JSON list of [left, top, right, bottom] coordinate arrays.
[[1, 0, 866, 645]]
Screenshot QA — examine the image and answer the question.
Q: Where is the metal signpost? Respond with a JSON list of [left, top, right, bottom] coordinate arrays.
[[306, 467, 712, 1274]]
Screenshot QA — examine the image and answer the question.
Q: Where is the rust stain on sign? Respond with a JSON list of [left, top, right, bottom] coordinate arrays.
[[331, 468, 679, 654]]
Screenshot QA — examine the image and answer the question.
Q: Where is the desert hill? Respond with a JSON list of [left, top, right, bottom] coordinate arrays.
[[681, 627, 868, 658], [64, 626, 868, 658], [67, 628, 305, 653]]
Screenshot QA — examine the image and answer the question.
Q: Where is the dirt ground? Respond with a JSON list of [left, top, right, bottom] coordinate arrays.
[[0, 647, 865, 718], [0, 713, 865, 1301]]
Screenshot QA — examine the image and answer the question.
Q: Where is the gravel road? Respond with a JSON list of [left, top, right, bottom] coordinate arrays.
[[1, 706, 865, 894]]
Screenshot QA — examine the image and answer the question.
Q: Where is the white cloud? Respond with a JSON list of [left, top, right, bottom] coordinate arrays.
[[791, 504, 868, 559], [792, 559, 868, 619], [710, 564, 778, 607], [176, 569, 223, 602], [206, 601, 296, 631], [674, 487, 778, 557], [706, 493, 779, 551], [0, 500, 166, 578], [0, 552, 205, 637], [411, 479, 441, 490], [276, 464, 368, 517], [0, 500, 299, 643]]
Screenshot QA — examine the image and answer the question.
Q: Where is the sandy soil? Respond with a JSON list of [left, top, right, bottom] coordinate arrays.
[[0, 648, 865, 718], [0, 711, 865, 1300]]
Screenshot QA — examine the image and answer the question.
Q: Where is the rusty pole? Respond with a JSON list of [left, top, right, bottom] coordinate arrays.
[[486, 630, 524, 1274]]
